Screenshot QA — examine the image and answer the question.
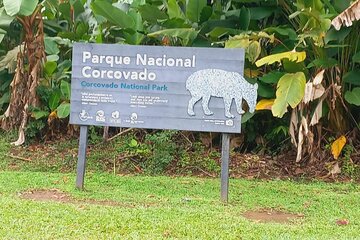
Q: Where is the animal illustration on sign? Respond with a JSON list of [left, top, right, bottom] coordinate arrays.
[[186, 69, 258, 118]]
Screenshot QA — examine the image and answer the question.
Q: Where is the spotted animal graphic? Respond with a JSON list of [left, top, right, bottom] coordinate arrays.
[[186, 69, 258, 118]]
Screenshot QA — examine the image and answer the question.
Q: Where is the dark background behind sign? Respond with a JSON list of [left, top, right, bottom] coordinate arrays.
[[70, 43, 245, 133]]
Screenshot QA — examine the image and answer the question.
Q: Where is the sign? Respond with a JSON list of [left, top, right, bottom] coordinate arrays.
[[70, 43, 257, 133], [71, 43, 258, 202]]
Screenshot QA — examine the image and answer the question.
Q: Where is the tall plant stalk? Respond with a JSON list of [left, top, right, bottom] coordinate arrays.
[[1, 6, 45, 145]]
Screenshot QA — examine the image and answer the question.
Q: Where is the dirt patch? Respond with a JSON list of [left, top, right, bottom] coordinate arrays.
[[19, 189, 132, 207], [242, 209, 303, 224], [20, 189, 71, 202]]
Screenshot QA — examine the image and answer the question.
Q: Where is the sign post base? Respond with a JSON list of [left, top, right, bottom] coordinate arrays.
[[221, 133, 231, 203], [76, 125, 89, 190]]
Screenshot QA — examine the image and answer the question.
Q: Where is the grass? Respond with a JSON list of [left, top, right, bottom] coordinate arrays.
[[0, 171, 359, 239], [1, 131, 360, 239]]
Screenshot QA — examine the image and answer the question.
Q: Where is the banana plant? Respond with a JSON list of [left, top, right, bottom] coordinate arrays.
[[0, 0, 38, 40], [0, 0, 44, 146]]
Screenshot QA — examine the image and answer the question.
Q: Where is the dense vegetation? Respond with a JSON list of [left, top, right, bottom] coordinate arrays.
[[0, 0, 359, 177]]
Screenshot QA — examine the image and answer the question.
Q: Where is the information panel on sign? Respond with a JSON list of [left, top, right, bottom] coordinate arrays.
[[70, 43, 256, 133]]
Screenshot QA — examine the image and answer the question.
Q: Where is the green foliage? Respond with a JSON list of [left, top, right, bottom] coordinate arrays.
[[56, 102, 70, 118], [25, 117, 46, 140], [143, 130, 178, 174], [340, 144, 360, 180], [177, 142, 221, 175], [3, 0, 38, 16], [186, 0, 207, 22], [91, 0, 135, 28], [0, 0, 359, 163], [272, 72, 306, 118], [87, 126, 103, 145], [345, 88, 360, 106], [0, 70, 12, 113]]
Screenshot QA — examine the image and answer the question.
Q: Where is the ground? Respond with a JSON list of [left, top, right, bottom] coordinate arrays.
[[0, 171, 359, 239], [0, 131, 360, 238], [2, 132, 359, 182]]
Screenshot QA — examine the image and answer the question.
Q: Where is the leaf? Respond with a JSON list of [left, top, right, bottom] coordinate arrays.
[[58, 60, 72, 72], [239, 6, 250, 30], [343, 70, 360, 86], [244, 68, 260, 78], [91, 0, 134, 29], [56, 102, 70, 118], [256, 99, 275, 110], [249, 7, 276, 20], [307, 58, 338, 69], [48, 110, 57, 123], [75, 22, 88, 39], [44, 61, 57, 76], [303, 83, 325, 104], [258, 82, 275, 98], [71, 0, 85, 20], [3, 0, 38, 16], [148, 28, 199, 46], [241, 112, 255, 123], [186, 0, 207, 22], [325, 27, 351, 44], [0, 44, 22, 73], [345, 88, 360, 106], [331, 136, 347, 160], [313, 70, 325, 85], [310, 100, 323, 126], [302, 70, 326, 105], [207, 27, 240, 39], [352, 51, 360, 63], [333, 0, 352, 13], [59, 2, 71, 22], [296, 117, 307, 162], [0, 28, 6, 43], [199, 6, 212, 23], [138, 4, 168, 23], [283, 59, 307, 73], [336, 219, 350, 226], [46, 55, 59, 62], [0, 7, 15, 28], [255, 51, 306, 67], [332, 1, 360, 30], [289, 109, 298, 146], [49, 91, 61, 111], [31, 110, 49, 120], [0, 92, 10, 105], [44, 37, 60, 55], [247, 41, 261, 63], [129, 139, 138, 147], [259, 72, 285, 84], [225, 37, 250, 49], [167, 0, 184, 19], [272, 72, 306, 118], [225, 31, 274, 49], [60, 80, 71, 100], [124, 9, 144, 45], [265, 26, 297, 40]]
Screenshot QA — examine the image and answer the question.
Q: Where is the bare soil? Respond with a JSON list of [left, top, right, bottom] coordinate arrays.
[[242, 209, 304, 224], [19, 189, 133, 207]]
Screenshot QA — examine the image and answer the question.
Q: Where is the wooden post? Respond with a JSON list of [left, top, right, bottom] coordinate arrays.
[[221, 133, 231, 202], [76, 125, 89, 190]]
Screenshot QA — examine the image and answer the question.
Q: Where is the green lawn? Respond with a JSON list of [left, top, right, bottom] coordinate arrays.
[[0, 171, 359, 239]]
